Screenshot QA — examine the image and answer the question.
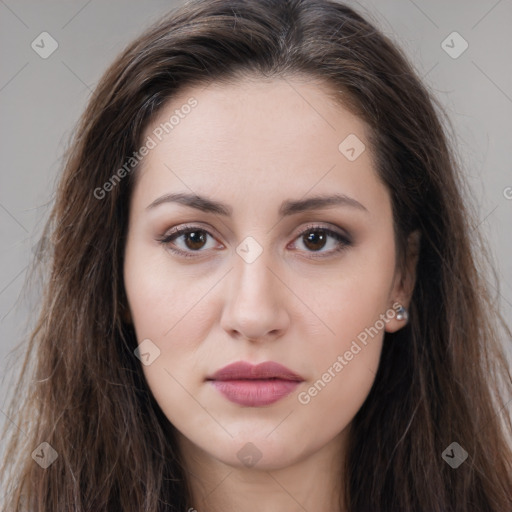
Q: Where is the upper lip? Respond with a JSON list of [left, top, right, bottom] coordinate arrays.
[[207, 361, 304, 381]]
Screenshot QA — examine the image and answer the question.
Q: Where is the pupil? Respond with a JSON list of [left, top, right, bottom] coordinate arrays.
[[186, 231, 206, 250], [304, 231, 326, 251]]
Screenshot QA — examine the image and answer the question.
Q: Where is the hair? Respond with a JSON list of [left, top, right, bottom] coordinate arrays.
[[1, 0, 511, 510]]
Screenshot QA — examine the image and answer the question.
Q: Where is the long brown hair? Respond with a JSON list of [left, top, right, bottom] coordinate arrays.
[[2, 0, 511, 510]]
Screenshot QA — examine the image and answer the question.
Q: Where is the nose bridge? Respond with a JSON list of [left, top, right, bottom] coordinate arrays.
[[234, 246, 274, 299]]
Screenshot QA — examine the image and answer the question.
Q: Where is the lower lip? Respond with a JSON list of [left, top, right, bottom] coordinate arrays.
[[210, 379, 301, 406]]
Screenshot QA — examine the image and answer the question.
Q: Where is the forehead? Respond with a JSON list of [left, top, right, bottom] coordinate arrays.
[[143, 76, 369, 159], [133, 77, 386, 216]]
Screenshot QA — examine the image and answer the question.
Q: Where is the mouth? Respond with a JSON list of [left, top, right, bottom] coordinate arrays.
[[206, 361, 304, 407]]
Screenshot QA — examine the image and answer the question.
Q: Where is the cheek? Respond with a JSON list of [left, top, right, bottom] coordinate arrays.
[[298, 239, 396, 354], [290, 300, 387, 449], [123, 238, 218, 344], [124, 262, 219, 429], [123, 243, 204, 392], [292, 338, 382, 460], [291, 239, 395, 420]]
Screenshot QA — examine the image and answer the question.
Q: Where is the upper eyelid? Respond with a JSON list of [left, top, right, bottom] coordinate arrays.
[[163, 223, 223, 244], [293, 222, 350, 239]]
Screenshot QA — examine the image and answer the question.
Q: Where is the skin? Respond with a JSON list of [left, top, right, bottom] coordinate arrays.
[[123, 76, 418, 512]]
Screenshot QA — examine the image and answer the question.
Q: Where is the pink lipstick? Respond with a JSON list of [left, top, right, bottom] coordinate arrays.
[[207, 361, 303, 407]]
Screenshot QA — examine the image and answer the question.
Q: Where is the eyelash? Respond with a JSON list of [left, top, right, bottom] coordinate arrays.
[[157, 223, 352, 260]]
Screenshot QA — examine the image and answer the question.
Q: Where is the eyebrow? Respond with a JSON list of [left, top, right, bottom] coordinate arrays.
[[145, 192, 368, 216]]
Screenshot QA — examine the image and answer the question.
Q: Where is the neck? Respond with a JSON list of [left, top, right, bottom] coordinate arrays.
[[177, 430, 348, 512]]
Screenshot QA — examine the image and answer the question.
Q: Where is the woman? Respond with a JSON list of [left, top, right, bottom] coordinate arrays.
[[1, 0, 511, 510]]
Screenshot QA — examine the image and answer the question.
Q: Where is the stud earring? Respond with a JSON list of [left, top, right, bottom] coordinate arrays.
[[396, 305, 408, 323]]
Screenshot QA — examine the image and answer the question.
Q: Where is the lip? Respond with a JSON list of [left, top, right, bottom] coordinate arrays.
[[207, 361, 304, 407]]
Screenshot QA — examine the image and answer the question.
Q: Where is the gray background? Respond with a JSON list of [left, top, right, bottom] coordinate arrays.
[[1, 0, 511, 446]]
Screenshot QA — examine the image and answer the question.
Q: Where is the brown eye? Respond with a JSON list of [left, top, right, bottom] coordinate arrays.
[[158, 226, 220, 258], [302, 230, 328, 251], [292, 226, 352, 258], [181, 230, 208, 250]]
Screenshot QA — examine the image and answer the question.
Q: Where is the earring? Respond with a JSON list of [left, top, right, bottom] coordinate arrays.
[[396, 305, 408, 323]]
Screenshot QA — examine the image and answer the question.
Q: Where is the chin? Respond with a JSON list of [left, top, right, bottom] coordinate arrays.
[[203, 434, 311, 471]]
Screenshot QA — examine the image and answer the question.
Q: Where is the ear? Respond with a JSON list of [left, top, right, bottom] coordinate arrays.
[[385, 230, 421, 333]]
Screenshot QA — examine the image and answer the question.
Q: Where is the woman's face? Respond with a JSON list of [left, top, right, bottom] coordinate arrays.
[[123, 77, 412, 471]]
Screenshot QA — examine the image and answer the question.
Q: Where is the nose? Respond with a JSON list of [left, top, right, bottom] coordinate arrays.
[[219, 249, 290, 343]]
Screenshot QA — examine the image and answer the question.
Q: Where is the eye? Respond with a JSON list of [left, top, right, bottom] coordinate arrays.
[[157, 223, 352, 259], [157, 225, 222, 258], [289, 224, 352, 258]]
